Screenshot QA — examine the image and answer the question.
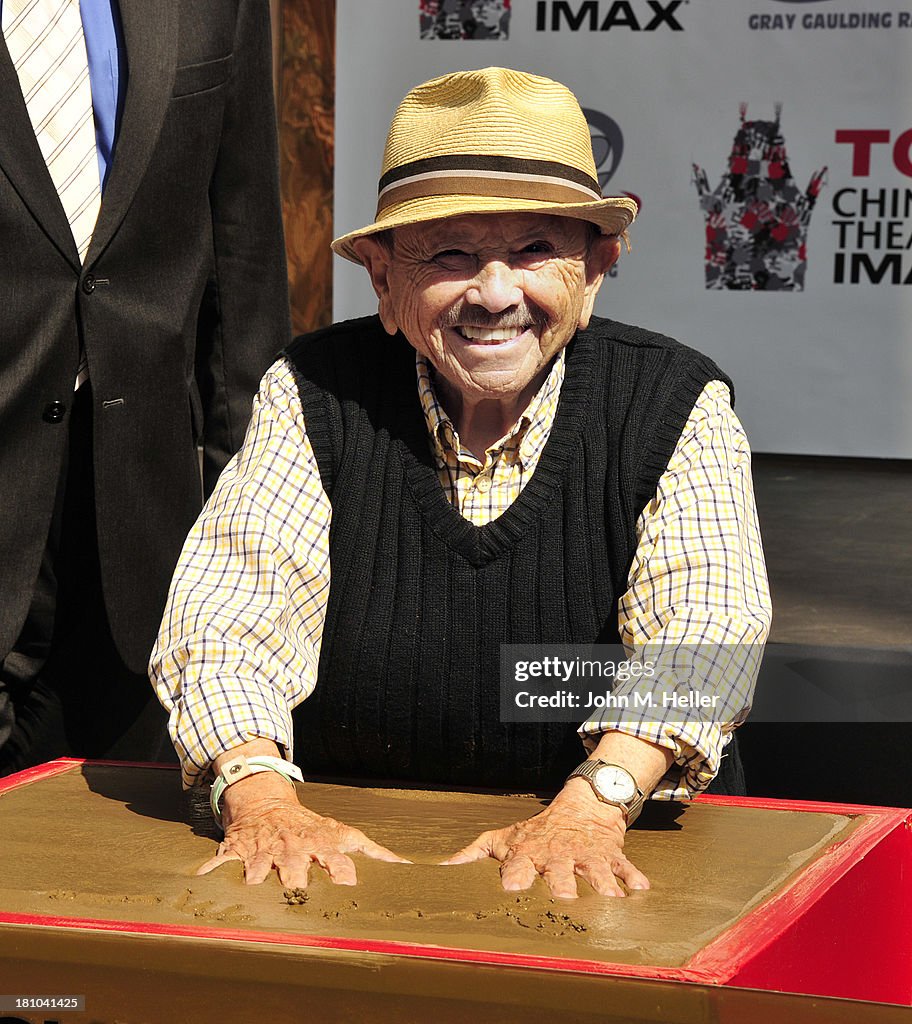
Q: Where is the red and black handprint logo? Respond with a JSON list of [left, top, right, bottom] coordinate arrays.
[[693, 105, 826, 290]]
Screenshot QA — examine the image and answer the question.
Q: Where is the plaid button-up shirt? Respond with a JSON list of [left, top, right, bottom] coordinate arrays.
[[152, 350, 771, 798]]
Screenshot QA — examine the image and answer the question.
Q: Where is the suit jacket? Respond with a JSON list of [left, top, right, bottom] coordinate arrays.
[[0, 0, 291, 673]]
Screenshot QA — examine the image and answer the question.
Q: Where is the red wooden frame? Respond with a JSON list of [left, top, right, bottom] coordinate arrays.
[[2, 759, 910, 1004]]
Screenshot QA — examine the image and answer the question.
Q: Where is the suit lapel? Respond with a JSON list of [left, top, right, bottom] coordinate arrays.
[[85, 0, 179, 266], [0, 32, 80, 270]]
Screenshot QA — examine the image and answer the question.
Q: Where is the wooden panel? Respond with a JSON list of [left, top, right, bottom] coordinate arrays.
[[277, 0, 335, 335]]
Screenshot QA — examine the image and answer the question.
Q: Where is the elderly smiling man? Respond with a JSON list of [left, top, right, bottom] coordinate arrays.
[[151, 68, 771, 899]]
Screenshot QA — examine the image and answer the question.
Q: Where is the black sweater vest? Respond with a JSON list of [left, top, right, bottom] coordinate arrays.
[[285, 315, 731, 789]]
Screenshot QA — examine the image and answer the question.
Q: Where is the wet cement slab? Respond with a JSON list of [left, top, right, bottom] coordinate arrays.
[[0, 764, 862, 969]]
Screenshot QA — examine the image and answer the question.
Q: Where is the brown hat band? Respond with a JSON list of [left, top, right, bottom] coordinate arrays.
[[376, 154, 603, 216]]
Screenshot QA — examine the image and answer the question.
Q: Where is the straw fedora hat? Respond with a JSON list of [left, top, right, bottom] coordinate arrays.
[[332, 67, 638, 264]]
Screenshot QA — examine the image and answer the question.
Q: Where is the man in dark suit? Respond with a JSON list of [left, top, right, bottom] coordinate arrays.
[[0, 0, 290, 772]]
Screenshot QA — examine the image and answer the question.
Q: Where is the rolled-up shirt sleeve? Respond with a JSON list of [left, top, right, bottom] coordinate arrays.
[[150, 359, 332, 788], [579, 380, 772, 799]]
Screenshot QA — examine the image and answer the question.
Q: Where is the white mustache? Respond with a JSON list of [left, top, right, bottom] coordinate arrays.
[[439, 302, 548, 332]]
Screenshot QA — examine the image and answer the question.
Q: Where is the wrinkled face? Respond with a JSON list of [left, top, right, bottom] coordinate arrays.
[[354, 213, 619, 407]]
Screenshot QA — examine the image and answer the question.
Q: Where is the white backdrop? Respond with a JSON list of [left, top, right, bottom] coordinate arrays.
[[334, 0, 912, 457]]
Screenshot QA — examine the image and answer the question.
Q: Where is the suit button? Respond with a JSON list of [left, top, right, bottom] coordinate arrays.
[[82, 274, 96, 294], [42, 401, 67, 423]]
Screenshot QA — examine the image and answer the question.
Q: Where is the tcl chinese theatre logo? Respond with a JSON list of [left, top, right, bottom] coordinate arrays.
[[832, 128, 912, 285], [420, 0, 511, 39], [693, 104, 826, 290]]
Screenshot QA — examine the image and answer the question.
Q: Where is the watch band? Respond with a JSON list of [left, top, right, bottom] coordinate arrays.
[[566, 759, 645, 826], [209, 754, 303, 825]]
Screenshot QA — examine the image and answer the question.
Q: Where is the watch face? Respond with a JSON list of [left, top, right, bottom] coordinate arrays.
[[593, 765, 636, 803]]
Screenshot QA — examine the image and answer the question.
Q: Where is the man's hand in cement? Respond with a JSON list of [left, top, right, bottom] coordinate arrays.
[[440, 777, 645, 898], [442, 730, 674, 899], [199, 744, 408, 887]]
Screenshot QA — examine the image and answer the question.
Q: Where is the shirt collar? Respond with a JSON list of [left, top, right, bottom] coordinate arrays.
[[415, 350, 566, 469]]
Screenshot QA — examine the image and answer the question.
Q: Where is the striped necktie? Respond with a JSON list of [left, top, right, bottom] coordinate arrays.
[[4, 0, 101, 385]]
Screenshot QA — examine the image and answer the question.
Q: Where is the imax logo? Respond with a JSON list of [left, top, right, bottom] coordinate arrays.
[[535, 1, 684, 32]]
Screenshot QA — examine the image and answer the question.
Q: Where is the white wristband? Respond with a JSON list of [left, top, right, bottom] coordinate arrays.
[[209, 754, 303, 825]]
